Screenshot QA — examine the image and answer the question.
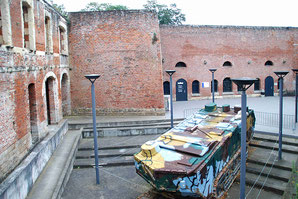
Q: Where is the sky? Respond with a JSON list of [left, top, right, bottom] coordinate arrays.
[[52, 0, 298, 27]]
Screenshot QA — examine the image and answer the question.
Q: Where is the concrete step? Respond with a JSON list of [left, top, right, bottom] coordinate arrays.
[[74, 156, 135, 168], [69, 118, 184, 130], [247, 146, 297, 171], [249, 140, 298, 154], [253, 133, 298, 147], [82, 125, 172, 138], [27, 129, 82, 199], [246, 162, 291, 183], [239, 171, 287, 195], [76, 147, 140, 159]]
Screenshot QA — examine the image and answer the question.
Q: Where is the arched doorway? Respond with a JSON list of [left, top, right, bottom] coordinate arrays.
[[28, 83, 38, 143], [45, 77, 56, 124], [61, 73, 70, 116], [176, 79, 187, 101], [163, 81, 170, 95], [265, 76, 274, 96]]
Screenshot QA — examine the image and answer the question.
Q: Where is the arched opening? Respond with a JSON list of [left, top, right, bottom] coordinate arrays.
[[254, 78, 260, 91], [211, 79, 218, 92], [45, 77, 56, 124], [28, 84, 38, 144], [176, 79, 188, 101], [223, 61, 232, 67], [265, 60, 273, 66], [22, 2, 35, 50], [175, 62, 187, 67], [61, 73, 70, 116], [277, 77, 281, 90], [45, 16, 51, 53], [59, 26, 67, 54], [265, 76, 274, 96], [0, 0, 12, 45], [223, 78, 232, 92], [192, 80, 200, 94], [163, 81, 170, 95]]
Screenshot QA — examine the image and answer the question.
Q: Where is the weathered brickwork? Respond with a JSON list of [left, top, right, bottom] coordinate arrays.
[[68, 10, 164, 116], [0, 0, 70, 181], [160, 25, 298, 99]]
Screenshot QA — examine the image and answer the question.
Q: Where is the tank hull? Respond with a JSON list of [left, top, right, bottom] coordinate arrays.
[[134, 105, 255, 198]]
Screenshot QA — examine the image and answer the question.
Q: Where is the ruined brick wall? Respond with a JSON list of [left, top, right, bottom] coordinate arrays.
[[69, 10, 164, 116], [160, 25, 298, 99], [0, 0, 70, 180]]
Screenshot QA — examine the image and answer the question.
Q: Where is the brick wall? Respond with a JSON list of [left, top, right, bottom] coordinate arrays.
[[160, 25, 298, 99], [0, 0, 69, 180], [68, 10, 164, 115]]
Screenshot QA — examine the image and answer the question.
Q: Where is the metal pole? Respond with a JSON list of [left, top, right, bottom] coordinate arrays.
[[212, 72, 215, 103], [240, 90, 247, 199], [295, 74, 298, 123], [170, 74, 174, 128], [91, 82, 100, 184], [278, 77, 283, 160]]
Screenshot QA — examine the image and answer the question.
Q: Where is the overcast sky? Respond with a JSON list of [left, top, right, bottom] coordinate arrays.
[[53, 0, 298, 27]]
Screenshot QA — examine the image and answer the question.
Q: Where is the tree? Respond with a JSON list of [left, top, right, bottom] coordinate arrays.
[[52, 3, 68, 19], [143, 0, 185, 25], [81, 2, 128, 11]]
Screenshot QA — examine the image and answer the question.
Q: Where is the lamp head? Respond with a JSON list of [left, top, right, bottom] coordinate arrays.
[[274, 71, 289, 78], [166, 70, 176, 76], [85, 74, 100, 83], [231, 77, 257, 91], [209, 68, 217, 72]]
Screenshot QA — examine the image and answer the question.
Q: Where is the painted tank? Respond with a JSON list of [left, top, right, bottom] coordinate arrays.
[[134, 103, 255, 198]]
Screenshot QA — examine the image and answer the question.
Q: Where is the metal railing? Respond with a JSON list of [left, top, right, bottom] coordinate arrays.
[[183, 108, 295, 130]]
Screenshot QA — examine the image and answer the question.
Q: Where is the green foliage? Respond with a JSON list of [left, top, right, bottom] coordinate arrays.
[[52, 3, 68, 19], [81, 2, 128, 11], [143, 0, 185, 25]]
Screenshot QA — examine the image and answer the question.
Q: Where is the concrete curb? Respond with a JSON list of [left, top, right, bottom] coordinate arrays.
[[51, 128, 82, 199]]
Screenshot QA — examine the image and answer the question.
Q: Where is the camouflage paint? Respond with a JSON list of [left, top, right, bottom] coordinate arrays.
[[134, 105, 255, 198]]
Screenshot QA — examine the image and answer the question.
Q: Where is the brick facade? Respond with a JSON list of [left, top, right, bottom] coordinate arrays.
[[160, 25, 297, 100], [0, 0, 70, 181], [68, 10, 165, 116]]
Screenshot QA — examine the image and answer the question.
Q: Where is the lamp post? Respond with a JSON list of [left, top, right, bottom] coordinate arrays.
[[209, 69, 217, 103], [85, 74, 100, 184], [166, 70, 176, 129], [292, 69, 298, 123], [274, 71, 289, 160], [231, 77, 256, 199]]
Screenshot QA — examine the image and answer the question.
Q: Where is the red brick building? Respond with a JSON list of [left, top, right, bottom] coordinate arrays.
[[0, 0, 70, 180], [161, 25, 297, 101]]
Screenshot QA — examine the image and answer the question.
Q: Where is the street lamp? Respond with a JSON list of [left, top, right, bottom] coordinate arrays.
[[85, 74, 100, 184], [274, 71, 289, 160], [166, 70, 176, 129], [209, 69, 217, 103], [292, 69, 298, 123], [231, 77, 257, 199]]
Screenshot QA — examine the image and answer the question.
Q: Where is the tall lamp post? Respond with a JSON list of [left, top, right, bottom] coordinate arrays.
[[274, 71, 289, 160], [85, 74, 100, 184], [209, 69, 217, 103], [166, 70, 176, 129], [292, 69, 298, 123], [231, 77, 256, 199]]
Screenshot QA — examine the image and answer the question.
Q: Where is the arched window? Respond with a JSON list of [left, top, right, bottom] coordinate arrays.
[[265, 60, 273, 66], [254, 78, 260, 91], [192, 80, 200, 94], [28, 83, 38, 144], [175, 62, 187, 67], [163, 81, 170, 95], [277, 77, 281, 90], [61, 73, 70, 116], [211, 79, 218, 92], [223, 77, 232, 92], [45, 15, 53, 53], [0, 0, 12, 45], [223, 61, 232, 67], [22, 2, 35, 50]]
